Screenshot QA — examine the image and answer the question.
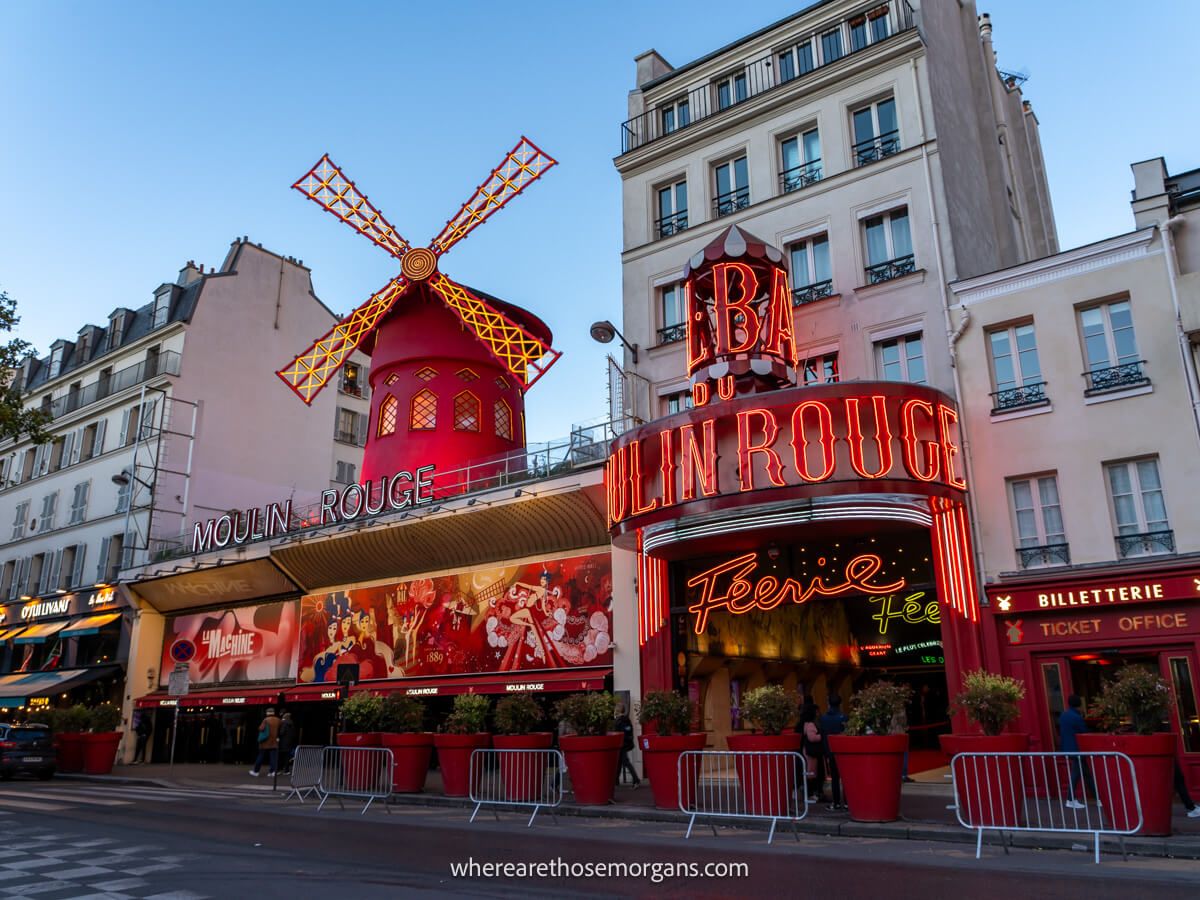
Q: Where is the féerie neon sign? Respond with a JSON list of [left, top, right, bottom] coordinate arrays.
[[686, 551, 906, 633]]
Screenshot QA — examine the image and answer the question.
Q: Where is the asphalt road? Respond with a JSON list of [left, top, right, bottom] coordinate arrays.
[[0, 780, 1197, 899]]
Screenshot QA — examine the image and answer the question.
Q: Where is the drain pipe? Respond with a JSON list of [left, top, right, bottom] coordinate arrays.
[[1159, 215, 1200, 447]]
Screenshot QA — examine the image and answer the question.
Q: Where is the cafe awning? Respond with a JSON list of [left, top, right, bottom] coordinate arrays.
[[350, 667, 611, 698], [14, 620, 69, 644], [59, 613, 123, 636], [0, 666, 121, 708], [0, 625, 27, 642]]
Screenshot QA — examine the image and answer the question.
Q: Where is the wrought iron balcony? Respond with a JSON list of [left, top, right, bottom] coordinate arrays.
[[46, 351, 181, 421], [655, 211, 688, 239], [713, 188, 750, 218], [990, 381, 1048, 413], [853, 130, 902, 167], [1017, 543, 1071, 569], [657, 322, 687, 345], [780, 160, 823, 193], [1083, 360, 1150, 395], [792, 280, 834, 306], [618, 2, 916, 154], [864, 254, 916, 285], [1116, 530, 1175, 558]]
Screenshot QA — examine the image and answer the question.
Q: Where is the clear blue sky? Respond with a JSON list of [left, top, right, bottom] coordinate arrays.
[[2, 1, 1197, 442]]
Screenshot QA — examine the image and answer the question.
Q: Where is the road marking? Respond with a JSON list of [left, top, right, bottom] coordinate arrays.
[[0, 798, 70, 812], [9, 791, 131, 807]]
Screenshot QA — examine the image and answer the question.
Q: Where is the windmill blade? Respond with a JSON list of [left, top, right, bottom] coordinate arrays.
[[429, 137, 557, 258], [427, 272, 561, 389], [294, 155, 412, 261], [277, 275, 411, 404]]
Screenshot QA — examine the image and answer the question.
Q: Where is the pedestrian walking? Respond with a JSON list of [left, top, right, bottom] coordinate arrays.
[[1174, 758, 1200, 818], [798, 702, 825, 804], [132, 712, 152, 764], [1061, 694, 1098, 808], [614, 702, 641, 788], [820, 695, 848, 810], [250, 707, 281, 777], [278, 711, 298, 774]]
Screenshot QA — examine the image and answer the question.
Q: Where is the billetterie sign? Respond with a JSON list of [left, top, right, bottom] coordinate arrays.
[[192, 465, 436, 553]]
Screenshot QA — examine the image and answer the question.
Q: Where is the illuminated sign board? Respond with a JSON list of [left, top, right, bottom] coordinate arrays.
[[989, 571, 1200, 615], [21, 597, 70, 620]]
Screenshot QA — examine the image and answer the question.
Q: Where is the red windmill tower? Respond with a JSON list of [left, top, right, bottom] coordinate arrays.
[[277, 138, 561, 489]]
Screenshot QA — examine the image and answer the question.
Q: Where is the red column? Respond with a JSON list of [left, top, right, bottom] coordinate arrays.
[[637, 537, 673, 695], [930, 498, 984, 727]]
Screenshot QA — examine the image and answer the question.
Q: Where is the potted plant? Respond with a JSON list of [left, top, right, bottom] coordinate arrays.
[[940, 670, 1029, 827], [493, 693, 552, 801], [338, 692, 385, 747], [54, 705, 91, 773], [828, 681, 912, 823], [1077, 667, 1176, 836], [637, 690, 706, 810], [434, 694, 492, 797], [725, 684, 802, 817], [555, 691, 621, 805], [78, 704, 124, 775], [378, 694, 432, 793]]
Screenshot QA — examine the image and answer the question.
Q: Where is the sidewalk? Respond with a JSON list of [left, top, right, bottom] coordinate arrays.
[[62, 762, 1200, 860]]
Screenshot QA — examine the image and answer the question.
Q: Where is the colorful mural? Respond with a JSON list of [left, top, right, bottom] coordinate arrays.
[[159, 601, 299, 687], [297, 552, 612, 683]]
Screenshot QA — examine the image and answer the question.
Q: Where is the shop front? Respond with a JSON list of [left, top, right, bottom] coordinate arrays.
[[984, 563, 1200, 791]]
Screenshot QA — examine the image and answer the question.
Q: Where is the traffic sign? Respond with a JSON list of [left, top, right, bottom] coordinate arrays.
[[167, 668, 190, 697], [169, 639, 196, 664]]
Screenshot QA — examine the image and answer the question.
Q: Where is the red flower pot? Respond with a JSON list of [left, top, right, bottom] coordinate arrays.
[[829, 734, 908, 822], [641, 732, 707, 810], [56, 733, 85, 773], [726, 733, 804, 817], [493, 733, 554, 802], [379, 732, 433, 793], [336, 732, 385, 791], [1077, 732, 1176, 836], [560, 733, 623, 805], [81, 732, 123, 775], [434, 733, 491, 797], [940, 733, 1029, 827]]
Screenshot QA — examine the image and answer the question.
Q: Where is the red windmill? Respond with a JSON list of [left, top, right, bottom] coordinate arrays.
[[278, 138, 561, 488]]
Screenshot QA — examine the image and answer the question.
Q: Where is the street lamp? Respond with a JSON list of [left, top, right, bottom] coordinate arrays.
[[589, 320, 639, 363]]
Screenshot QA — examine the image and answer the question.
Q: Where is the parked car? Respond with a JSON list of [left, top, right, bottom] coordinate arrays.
[[0, 724, 56, 780]]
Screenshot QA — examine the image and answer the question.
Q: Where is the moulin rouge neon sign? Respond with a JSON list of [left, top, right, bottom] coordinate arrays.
[[686, 551, 907, 633]]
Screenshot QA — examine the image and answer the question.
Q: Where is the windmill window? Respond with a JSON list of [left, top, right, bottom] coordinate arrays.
[[494, 399, 513, 440], [495, 375, 509, 390], [410, 389, 437, 430], [453, 391, 481, 432], [378, 395, 399, 437], [456, 367, 479, 383], [415, 366, 438, 382], [386, 373, 401, 386]]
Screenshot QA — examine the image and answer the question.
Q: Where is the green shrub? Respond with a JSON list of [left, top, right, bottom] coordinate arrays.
[[845, 682, 912, 737], [88, 704, 123, 733], [554, 692, 616, 737], [1092, 666, 1172, 736], [494, 693, 544, 735], [57, 705, 91, 734], [741, 685, 794, 736], [951, 670, 1026, 736], [341, 692, 384, 733], [636, 690, 693, 736], [379, 695, 425, 733], [443, 694, 490, 734], [25, 707, 58, 731]]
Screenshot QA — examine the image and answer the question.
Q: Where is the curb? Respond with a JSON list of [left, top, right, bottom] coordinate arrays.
[[56, 773, 173, 789]]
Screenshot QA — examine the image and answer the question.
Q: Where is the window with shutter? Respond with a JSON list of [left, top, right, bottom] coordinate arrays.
[[39, 492, 58, 532], [70, 543, 87, 589], [70, 482, 90, 525], [93, 418, 107, 456], [11, 501, 29, 540], [16, 557, 31, 598], [116, 472, 132, 513], [6, 558, 22, 599], [40, 550, 62, 594], [96, 536, 112, 583], [118, 409, 131, 447], [140, 399, 158, 440], [70, 427, 85, 465]]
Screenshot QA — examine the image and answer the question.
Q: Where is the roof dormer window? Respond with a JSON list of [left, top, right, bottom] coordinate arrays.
[[152, 287, 172, 328], [49, 344, 65, 379], [107, 310, 129, 350]]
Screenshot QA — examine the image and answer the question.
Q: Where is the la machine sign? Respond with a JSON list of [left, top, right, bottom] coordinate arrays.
[[192, 465, 437, 553]]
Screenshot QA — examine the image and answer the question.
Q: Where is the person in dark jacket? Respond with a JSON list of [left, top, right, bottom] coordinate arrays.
[[614, 702, 640, 788], [1061, 695, 1097, 808], [132, 713, 152, 764], [819, 695, 848, 810], [278, 711, 298, 774]]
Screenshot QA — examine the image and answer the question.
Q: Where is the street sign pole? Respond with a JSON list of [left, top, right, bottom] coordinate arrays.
[[167, 661, 190, 771], [169, 705, 179, 770]]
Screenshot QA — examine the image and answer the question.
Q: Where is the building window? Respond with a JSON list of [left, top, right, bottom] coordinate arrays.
[[414, 366, 437, 382], [655, 179, 688, 238], [777, 39, 815, 82], [378, 395, 399, 437], [665, 391, 694, 416], [660, 96, 690, 135], [850, 17, 869, 51], [780, 129, 821, 193], [115, 470, 132, 514], [713, 156, 749, 217], [988, 323, 1046, 411], [789, 236, 832, 305], [1009, 475, 1069, 568], [1079, 300, 1147, 393], [494, 399, 513, 440], [386, 373, 400, 386], [715, 71, 748, 110], [49, 344, 64, 380], [37, 492, 58, 533], [820, 27, 844, 63], [876, 333, 925, 384], [869, 7, 891, 41], [802, 353, 839, 385], [1106, 458, 1173, 557], [69, 481, 90, 526], [11, 500, 30, 541], [340, 362, 367, 397], [852, 97, 900, 166], [410, 389, 437, 430], [453, 391, 480, 432], [335, 407, 364, 445], [334, 461, 357, 485], [658, 283, 687, 344], [456, 368, 479, 383], [152, 289, 171, 328], [863, 208, 914, 283]]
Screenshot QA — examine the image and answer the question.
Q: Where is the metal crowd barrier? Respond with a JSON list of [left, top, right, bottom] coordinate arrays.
[[949, 751, 1142, 863], [678, 750, 809, 844], [282, 745, 326, 803], [316, 746, 394, 815], [468, 748, 565, 827]]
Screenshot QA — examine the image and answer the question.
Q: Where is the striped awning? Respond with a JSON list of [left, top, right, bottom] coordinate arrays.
[[13, 621, 69, 644], [59, 613, 122, 636], [0, 626, 27, 642]]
